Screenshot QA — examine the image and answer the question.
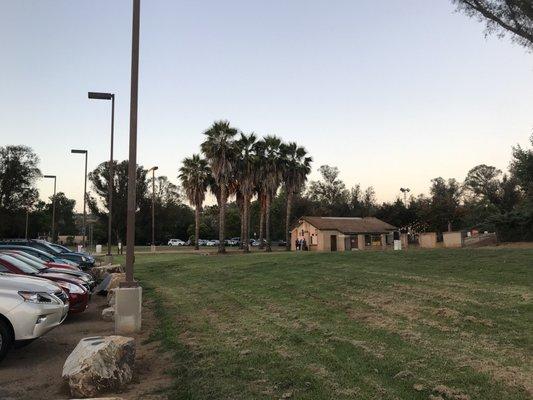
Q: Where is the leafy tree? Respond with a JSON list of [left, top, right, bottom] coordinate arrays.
[[201, 121, 238, 253], [428, 177, 463, 232], [307, 165, 349, 213], [88, 160, 148, 245], [179, 154, 211, 249], [0, 145, 40, 211], [464, 164, 502, 204], [47, 192, 77, 238], [0, 145, 41, 238], [510, 134, 533, 199], [452, 0, 533, 49]]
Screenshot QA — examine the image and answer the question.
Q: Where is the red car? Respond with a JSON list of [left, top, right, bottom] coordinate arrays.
[[0, 254, 89, 314]]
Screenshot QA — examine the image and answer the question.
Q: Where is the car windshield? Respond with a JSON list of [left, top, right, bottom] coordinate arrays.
[[0, 254, 40, 274], [51, 243, 69, 253], [7, 253, 46, 270]]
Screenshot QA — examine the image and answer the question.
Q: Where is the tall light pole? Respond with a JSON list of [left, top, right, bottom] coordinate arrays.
[[25, 208, 30, 239], [88, 91, 115, 260], [71, 149, 88, 248], [123, 0, 141, 287], [43, 175, 57, 242], [400, 187, 411, 206], [148, 166, 158, 252]]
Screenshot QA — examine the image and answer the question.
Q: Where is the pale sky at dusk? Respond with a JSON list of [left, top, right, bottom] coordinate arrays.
[[1, 0, 532, 211]]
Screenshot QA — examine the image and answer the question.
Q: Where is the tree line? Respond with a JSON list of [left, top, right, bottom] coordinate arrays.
[[1, 132, 531, 246]]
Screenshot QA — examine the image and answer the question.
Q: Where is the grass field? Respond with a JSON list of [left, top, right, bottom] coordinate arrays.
[[133, 249, 532, 400]]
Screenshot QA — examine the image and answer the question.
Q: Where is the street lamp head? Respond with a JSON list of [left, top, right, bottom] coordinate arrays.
[[71, 149, 87, 154], [88, 92, 114, 100], [148, 166, 159, 172], [43, 175, 56, 179]]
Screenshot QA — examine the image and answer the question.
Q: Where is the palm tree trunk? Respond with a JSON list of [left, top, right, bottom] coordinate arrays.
[[194, 204, 200, 251], [265, 193, 272, 252], [243, 194, 250, 253], [239, 205, 245, 250], [219, 184, 226, 254], [259, 201, 265, 249], [285, 190, 293, 251]]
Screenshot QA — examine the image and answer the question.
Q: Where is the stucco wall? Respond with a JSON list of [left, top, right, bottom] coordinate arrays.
[[419, 232, 437, 248], [443, 232, 463, 248]]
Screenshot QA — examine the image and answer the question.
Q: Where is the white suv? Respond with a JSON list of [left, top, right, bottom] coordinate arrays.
[[0, 273, 69, 361], [168, 239, 185, 246]]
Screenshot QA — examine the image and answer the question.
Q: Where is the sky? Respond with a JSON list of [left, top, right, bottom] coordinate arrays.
[[1, 0, 532, 211]]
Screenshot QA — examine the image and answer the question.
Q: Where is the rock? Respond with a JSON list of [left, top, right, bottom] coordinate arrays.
[[281, 391, 293, 398], [102, 307, 115, 322], [429, 396, 444, 400], [239, 349, 251, 356], [107, 289, 116, 306], [94, 273, 126, 295], [62, 336, 135, 398], [106, 273, 126, 291], [71, 398, 124, 400], [90, 264, 123, 281]]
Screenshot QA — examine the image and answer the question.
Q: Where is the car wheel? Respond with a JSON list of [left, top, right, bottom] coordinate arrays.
[[0, 319, 13, 362]]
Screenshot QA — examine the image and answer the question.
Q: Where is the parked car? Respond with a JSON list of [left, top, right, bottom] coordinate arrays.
[[197, 239, 208, 246], [48, 243, 76, 254], [0, 240, 95, 269], [0, 254, 90, 314], [278, 240, 287, 247], [250, 240, 261, 247], [206, 240, 220, 246], [0, 245, 80, 269], [168, 239, 185, 246], [0, 272, 69, 361], [1, 251, 95, 289]]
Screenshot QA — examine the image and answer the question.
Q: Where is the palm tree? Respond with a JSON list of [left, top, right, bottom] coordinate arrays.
[[254, 135, 283, 252], [280, 142, 312, 251], [201, 120, 238, 254], [235, 133, 257, 252], [179, 154, 210, 250]]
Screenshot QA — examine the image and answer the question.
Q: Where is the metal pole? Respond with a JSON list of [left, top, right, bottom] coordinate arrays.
[[25, 209, 29, 239], [124, 0, 141, 286], [83, 152, 88, 248], [51, 176, 56, 242], [152, 169, 155, 249], [108, 95, 115, 256]]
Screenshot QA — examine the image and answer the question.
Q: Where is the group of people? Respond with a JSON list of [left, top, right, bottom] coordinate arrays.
[[295, 237, 308, 251]]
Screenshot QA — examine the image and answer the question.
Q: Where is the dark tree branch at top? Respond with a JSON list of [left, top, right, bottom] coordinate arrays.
[[453, 0, 533, 50]]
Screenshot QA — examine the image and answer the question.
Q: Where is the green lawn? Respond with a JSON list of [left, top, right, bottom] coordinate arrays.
[[133, 249, 532, 400]]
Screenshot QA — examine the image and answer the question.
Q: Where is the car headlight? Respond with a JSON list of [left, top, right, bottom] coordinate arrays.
[[19, 291, 58, 304], [58, 282, 86, 294], [81, 256, 87, 262]]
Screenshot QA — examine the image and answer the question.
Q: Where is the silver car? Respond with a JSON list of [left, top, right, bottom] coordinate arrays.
[[0, 272, 69, 361]]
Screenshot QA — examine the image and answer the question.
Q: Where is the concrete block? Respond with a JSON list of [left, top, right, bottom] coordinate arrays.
[[115, 286, 142, 334]]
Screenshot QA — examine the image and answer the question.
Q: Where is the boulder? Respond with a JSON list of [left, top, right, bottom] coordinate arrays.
[[102, 307, 115, 322], [107, 289, 116, 306], [94, 273, 126, 295], [107, 273, 126, 291], [62, 336, 135, 398], [90, 264, 124, 281]]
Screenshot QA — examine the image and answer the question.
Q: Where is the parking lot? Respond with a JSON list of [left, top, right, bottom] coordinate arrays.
[[0, 294, 172, 400]]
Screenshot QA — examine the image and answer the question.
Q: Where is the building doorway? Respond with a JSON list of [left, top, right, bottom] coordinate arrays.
[[330, 235, 337, 251]]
